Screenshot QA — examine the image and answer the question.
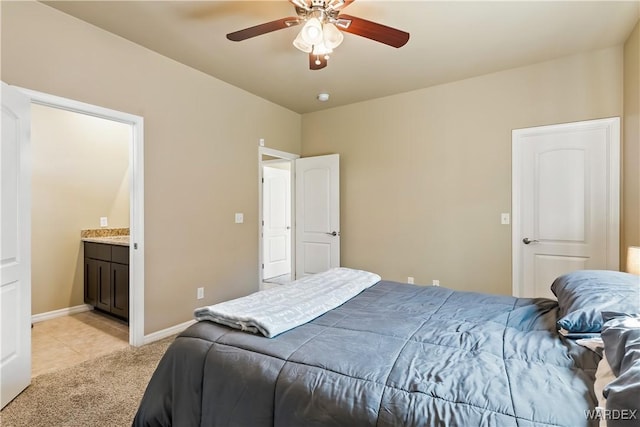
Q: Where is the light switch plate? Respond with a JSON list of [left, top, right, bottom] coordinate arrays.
[[501, 213, 510, 225], [235, 213, 244, 224]]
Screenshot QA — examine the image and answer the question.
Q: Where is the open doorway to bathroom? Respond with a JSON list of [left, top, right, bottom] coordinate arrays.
[[29, 104, 131, 376]]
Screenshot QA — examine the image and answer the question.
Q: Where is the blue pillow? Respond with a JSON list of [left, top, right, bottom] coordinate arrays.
[[551, 270, 639, 333], [601, 313, 640, 427]]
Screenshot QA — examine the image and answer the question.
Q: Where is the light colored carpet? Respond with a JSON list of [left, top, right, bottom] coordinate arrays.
[[0, 335, 174, 427]]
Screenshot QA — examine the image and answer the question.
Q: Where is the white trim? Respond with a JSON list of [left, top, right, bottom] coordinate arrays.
[[31, 304, 92, 324], [605, 119, 621, 270], [16, 87, 146, 347], [260, 147, 299, 161], [512, 139, 523, 297], [258, 147, 299, 290], [142, 320, 196, 345], [511, 117, 621, 297]]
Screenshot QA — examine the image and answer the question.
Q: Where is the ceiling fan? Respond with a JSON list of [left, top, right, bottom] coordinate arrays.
[[226, 0, 410, 70]]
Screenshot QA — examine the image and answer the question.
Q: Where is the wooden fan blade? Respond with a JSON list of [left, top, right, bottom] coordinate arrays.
[[337, 14, 409, 48], [227, 17, 301, 41], [309, 53, 328, 70]]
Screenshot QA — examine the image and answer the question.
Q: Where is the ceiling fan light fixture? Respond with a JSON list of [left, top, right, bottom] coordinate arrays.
[[312, 41, 333, 56], [301, 17, 323, 44], [293, 32, 312, 53], [322, 22, 344, 49]]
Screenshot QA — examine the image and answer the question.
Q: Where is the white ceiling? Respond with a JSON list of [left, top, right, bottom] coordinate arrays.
[[42, 1, 639, 114]]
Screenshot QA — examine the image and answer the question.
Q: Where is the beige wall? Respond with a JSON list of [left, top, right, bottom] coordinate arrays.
[[302, 47, 624, 295], [3, 1, 635, 333], [31, 104, 130, 314], [1, 1, 301, 333], [623, 20, 640, 268]]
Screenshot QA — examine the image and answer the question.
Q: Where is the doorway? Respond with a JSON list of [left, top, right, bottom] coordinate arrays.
[[258, 148, 342, 289], [262, 161, 292, 285], [259, 147, 298, 289], [19, 87, 145, 346], [29, 104, 131, 375], [512, 118, 620, 298]]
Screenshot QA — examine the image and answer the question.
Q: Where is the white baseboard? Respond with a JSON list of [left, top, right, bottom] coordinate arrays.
[[33, 306, 195, 345], [142, 319, 196, 345], [31, 304, 93, 323]]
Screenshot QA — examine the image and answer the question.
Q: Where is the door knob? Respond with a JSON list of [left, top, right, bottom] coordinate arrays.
[[326, 231, 340, 237], [522, 237, 539, 245]]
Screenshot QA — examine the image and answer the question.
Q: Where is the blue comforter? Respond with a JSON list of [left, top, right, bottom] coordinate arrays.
[[133, 281, 600, 426]]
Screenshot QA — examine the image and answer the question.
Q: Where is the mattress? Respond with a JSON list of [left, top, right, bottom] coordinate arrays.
[[133, 280, 600, 426]]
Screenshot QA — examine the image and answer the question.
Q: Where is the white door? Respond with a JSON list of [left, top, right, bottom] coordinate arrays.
[[295, 154, 340, 278], [263, 165, 291, 280], [1, 82, 32, 408], [512, 118, 620, 298]]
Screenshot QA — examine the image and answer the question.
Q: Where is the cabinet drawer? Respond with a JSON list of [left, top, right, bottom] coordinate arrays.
[[85, 242, 111, 261], [112, 245, 129, 265]]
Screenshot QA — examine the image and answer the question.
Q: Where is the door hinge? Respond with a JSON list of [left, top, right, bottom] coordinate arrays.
[[262, 264, 264, 269], [133, 243, 138, 250], [261, 178, 264, 183]]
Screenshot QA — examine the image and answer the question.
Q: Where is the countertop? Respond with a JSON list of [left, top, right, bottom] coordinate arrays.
[[81, 235, 130, 246], [81, 227, 130, 246]]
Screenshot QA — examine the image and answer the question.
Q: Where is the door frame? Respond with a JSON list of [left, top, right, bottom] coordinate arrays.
[[258, 147, 299, 288], [511, 117, 620, 297], [17, 87, 145, 346]]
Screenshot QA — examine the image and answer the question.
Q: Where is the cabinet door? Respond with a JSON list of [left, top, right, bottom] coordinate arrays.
[[84, 259, 97, 306], [111, 263, 129, 321], [94, 259, 111, 312]]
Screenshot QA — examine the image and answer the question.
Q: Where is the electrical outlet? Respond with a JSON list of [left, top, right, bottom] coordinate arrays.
[[407, 276, 414, 284], [501, 213, 510, 225], [100, 217, 108, 227], [432, 279, 440, 287], [197, 287, 204, 300], [235, 213, 244, 224]]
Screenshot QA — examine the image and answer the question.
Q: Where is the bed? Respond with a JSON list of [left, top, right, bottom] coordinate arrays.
[[133, 269, 639, 427]]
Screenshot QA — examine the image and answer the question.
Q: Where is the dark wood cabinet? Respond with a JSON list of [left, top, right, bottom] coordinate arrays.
[[110, 262, 129, 319], [84, 241, 129, 322], [85, 258, 110, 310]]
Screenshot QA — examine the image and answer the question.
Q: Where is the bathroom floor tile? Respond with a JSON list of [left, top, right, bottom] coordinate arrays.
[[31, 310, 129, 378]]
